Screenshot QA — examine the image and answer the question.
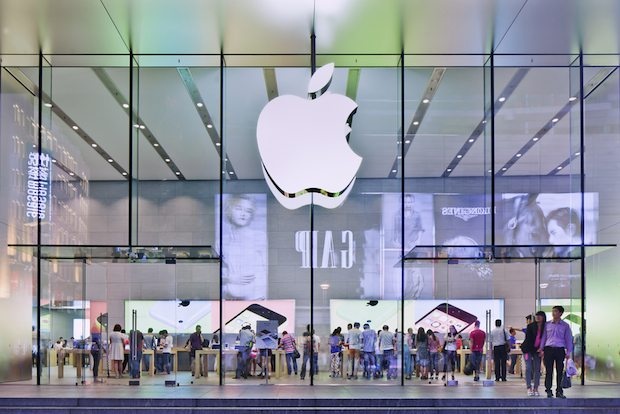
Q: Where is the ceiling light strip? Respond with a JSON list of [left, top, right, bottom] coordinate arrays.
[[388, 67, 446, 178], [177, 67, 237, 179], [548, 150, 583, 176], [442, 68, 529, 177], [92, 68, 185, 180], [9, 68, 129, 179], [496, 67, 611, 176]]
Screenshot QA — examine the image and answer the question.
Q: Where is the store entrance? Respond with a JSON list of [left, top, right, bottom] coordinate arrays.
[[29, 245, 220, 387]]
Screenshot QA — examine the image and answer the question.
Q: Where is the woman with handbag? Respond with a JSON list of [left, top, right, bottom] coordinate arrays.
[[279, 331, 298, 376], [521, 311, 546, 396]]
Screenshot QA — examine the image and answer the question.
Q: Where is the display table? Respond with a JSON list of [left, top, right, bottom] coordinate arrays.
[[194, 349, 286, 379], [456, 348, 523, 377]]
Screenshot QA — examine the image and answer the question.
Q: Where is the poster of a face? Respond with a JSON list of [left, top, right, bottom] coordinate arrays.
[[216, 194, 268, 300], [374, 193, 434, 300], [496, 193, 598, 258]]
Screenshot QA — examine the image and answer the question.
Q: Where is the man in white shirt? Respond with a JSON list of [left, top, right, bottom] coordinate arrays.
[[378, 325, 395, 378], [346, 322, 362, 379], [490, 319, 509, 381]]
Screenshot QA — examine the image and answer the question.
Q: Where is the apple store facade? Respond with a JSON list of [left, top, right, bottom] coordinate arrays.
[[1, 1, 620, 389]]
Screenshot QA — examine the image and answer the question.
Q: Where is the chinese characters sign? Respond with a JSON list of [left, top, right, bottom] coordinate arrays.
[[26, 152, 52, 220]]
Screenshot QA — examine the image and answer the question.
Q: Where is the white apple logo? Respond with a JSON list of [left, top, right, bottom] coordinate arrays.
[[256, 63, 362, 209]]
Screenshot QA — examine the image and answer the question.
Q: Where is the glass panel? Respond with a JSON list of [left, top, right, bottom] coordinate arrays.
[[221, 57, 311, 385], [584, 61, 620, 383]]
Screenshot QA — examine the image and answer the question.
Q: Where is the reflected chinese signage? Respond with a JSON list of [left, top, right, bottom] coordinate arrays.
[[26, 151, 52, 220]]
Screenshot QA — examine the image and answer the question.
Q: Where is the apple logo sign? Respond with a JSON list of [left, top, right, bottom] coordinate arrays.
[[256, 63, 362, 209]]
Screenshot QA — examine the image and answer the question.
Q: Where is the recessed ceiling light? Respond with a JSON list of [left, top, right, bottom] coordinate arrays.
[[153, 143, 159, 147], [569, 96, 577, 102], [405, 140, 411, 144], [498, 97, 506, 102], [447, 168, 452, 172], [133, 124, 140, 128], [540, 283, 549, 289], [574, 152, 580, 156], [413, 121, 419, 126], [51, 159, 57, 163], [207, 124, 213, 129], [122, 172, 128, 176], [552, 118, 559, 123], [32, 144, 36, 148], [122, 103, 129, 109], [229, 171, 235, 175], [165, 158, 171, 163], [91, 143, 98, 148], [69, 172, 74, 176], [487, 169, 492, 173], [397, 155, 402, 159], [468, 138, 475, 143], [557, 166, 563, 170], [422, 98, 430, 104], [532, 137, 539, 141], [72, 125, 79, 130], [44, 103, 53, 108], [482, 120, 487, 124], [107, 158, 113, 163], [215, 142, 221, 146], [516, 153, 522, 157], [196, 102, 204, 108], [139, 125, 145, 129], [502, 167, 507, 171], [175, 171, 181, 175], [456, 154, 462, 159], [391, 169, 397, 173]]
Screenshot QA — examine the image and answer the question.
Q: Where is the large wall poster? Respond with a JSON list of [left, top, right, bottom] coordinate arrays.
[[377, 193, 435, 300], [216, 194, 268, 300]]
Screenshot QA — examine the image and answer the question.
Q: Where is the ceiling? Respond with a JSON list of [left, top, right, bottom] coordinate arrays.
[[1, 0, 619, 182]]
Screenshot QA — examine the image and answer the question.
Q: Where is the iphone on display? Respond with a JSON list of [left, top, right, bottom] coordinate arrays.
[[415, 303, 478, 334], [223, 304, 287, 334], [148, 301, 212, 332]]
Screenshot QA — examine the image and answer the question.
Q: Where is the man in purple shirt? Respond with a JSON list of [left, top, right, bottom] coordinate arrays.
[[539, 305, 573, 399]]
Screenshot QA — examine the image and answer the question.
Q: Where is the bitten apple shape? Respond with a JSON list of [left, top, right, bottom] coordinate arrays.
[[256, 63, 362, 209]]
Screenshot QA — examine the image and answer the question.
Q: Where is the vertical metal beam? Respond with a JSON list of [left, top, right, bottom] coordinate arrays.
[[128, 53, 134, 247], [400, 50, 405, 387], [309, 29, 316, 387], [218, 52, 224, 387], [490, 54, 496, 255], [36, 51, 43, 386], [579, 52, 586, 386]]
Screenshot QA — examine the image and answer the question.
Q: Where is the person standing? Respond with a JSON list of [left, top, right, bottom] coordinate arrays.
[[521, 311, 546, 396], [90, 333, 103, 382], [185, 325, 206, 377], [427, 330, 441, 381], [415, 328, 430, 382], [108, 324, 125, 378], [346, 322, 362, 379], [279, 331, 298, 375], [129, 328, 144, 379], [539, 305, 573, 399], [404, 328, 415, 380], [469, 320, 486, 382], [329, 328, 343, 378], [508, 328, 518, 374], [378, 325, 395, 379], [160, 330, 173, 375], [442, 325, 458, 383], [142, 328, 155, 373], [490, 319, 509, 382], [300, 329, 320, 380], [234, 324, 254, 379], [360, 323, 377, 379]]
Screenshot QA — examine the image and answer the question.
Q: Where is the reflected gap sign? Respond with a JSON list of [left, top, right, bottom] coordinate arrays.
[[26, 151, 52, 219]]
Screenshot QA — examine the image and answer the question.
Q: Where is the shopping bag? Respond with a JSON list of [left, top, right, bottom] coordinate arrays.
[[561, 370, 572, 389]]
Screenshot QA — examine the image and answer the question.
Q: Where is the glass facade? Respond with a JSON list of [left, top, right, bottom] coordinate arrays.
[[1, 51, 619, 388]]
